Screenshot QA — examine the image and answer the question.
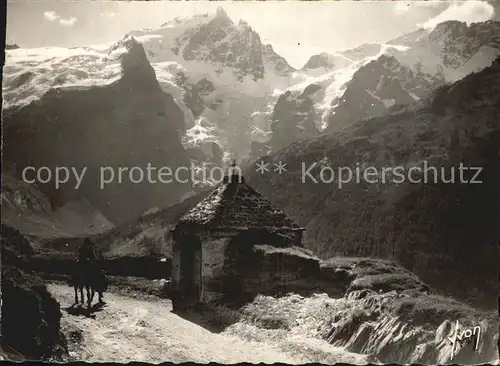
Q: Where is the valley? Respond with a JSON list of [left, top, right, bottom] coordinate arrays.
[[2, 4, 500, 364]]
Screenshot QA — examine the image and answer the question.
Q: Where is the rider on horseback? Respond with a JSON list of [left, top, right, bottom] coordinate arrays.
[[77, 238, 98, 265], [75, 238, 107, 304]]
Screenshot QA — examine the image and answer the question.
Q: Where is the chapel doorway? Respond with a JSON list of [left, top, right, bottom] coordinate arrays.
[[180, 234, 202, 302]]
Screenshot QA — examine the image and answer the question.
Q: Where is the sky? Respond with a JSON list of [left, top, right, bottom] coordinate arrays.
[[6, 1, 499, 69]]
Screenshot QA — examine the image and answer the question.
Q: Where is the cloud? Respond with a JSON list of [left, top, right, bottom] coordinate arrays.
[[59, 17, 78, 27], [43, 10, 78, 27], [43, 11, 60, 22], [421, 1, 494, 29]]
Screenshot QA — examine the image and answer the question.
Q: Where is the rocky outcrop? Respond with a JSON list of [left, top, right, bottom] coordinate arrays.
[[327, 54, 444, 132], [1, 173, 114, 243], [246, 57, 500, 309], [262, 44, 296, 76], [176, 7, 264, 81], [1, 224, 68, 361], [270, 85, 321, 151], [230, 256, 497, 364], [416, 20, 500, 69], [1, 173, 51, 215], [175, 72, 215, 119], [2, 36, 191, 224], [302, 52, 351, 70], [248, 141, 270, 162], [339, 43, 382, 61]]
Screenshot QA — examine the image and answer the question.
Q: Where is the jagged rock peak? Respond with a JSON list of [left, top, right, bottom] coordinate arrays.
[[121, 34, 139, 47], [215, 6, 231, 21], [118, 35, 147, 61], [118, 35, 158, 88], [107, 34, 141, 56], [429, 19, 500, 40], [262, 44, 275, 52], [428, 20, 468, 39]]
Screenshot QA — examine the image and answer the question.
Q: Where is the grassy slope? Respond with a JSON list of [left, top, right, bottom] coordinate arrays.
[[217, 257, 498, 364], [89, 189, 210, 258]]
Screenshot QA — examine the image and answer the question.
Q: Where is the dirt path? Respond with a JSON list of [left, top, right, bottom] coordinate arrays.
[[48, 284, 306, 364]]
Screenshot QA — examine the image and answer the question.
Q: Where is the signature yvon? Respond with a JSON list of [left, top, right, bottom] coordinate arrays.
[[446, 320, 481, 360]]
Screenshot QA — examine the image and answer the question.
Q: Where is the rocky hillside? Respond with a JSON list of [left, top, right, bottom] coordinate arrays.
[[1, 173, 113, 243], [388, 20, 500, 75], [1, 224, 68, 361], [269, 85, 321, 151], [89, 189, 209, 259], [22, 189, 211, 280], [246, 56, 500, 310], [325, 54, 444, 132], [2, 36, 192, 224], [227, 282, 498, 364]]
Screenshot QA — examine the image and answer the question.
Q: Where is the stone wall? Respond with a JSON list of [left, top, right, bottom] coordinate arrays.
[[173, 231, 343, 310], [201, 239, 330, 307], [236, 245, 323, 302], [28, 250, 171, 280]]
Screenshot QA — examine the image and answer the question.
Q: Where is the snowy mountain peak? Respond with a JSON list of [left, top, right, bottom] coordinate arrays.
[[107, 35, 159, 89], [427, 19, 496, 48], [373, 54, 402, 69], [129, 8, 296, 81], [176, 13, 264, 80]]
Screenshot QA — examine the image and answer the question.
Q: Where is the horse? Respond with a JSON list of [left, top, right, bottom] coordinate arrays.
[[71, 258, 107, 307]]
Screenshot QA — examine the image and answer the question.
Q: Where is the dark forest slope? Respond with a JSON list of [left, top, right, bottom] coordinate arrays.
[[246, 57, 500, 309]]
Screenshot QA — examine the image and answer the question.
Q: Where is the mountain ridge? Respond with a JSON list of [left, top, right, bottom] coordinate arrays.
[[3, 12, 500, 230], [4, 15, 500, 162]]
